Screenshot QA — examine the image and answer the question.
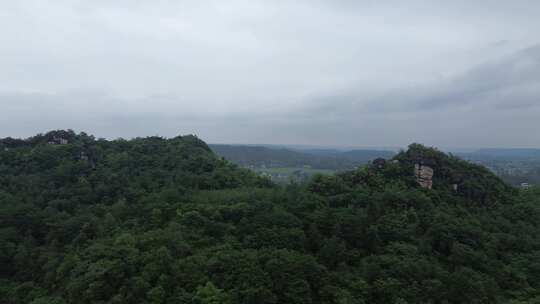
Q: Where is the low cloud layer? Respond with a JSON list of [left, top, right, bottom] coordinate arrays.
[[1, 1, 539, 148]]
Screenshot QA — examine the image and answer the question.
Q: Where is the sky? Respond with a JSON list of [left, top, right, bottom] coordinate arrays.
[[1, 0, 540, 148]]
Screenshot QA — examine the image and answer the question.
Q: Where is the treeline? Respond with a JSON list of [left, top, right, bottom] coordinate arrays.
[[1, 131, 540, 303]]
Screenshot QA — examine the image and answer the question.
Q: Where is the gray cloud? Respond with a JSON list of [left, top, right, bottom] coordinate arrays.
[[1, 1, 540, 148], [296, 44, 540, 116]]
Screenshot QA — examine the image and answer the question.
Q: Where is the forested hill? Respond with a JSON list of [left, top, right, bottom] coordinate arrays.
[[2, 131, 540, 303], [0, 130, 269, 194]]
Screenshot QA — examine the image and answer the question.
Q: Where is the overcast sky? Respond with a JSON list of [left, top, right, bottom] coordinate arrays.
[[1, 1, 539, 148]]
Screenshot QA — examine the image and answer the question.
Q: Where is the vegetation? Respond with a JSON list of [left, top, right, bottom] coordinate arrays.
[[2, 131, 540, 303]]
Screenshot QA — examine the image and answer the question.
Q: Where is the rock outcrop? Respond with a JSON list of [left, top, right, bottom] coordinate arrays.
[[48, 136, 68, 145], [414, 163, 434, 189]]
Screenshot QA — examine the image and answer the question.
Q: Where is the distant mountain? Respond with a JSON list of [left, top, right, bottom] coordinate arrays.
[[472, 148, 540, 159], [340, 149, 396, 162], [209, 144, 395, 170], [455, 148, 540, 161], [295, 148, 345, 156], [300, 148, 395, 160]]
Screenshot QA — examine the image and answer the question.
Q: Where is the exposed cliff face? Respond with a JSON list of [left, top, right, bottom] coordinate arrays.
[[415, 163, 434, 189]]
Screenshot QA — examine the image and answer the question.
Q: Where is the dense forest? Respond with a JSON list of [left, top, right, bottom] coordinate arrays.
[[2, 130, 540, 303]]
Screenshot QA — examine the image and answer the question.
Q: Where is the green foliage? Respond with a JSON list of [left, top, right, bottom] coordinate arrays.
[[1, 132, 540, 303]]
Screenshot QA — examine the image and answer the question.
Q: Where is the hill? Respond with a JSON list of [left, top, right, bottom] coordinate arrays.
[[1, 131, 540, 303]]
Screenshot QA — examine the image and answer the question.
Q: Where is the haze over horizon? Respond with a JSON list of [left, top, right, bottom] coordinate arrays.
[[2, 1, 540, 148]]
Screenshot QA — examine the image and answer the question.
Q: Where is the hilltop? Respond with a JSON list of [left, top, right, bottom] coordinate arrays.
[[1, 131, 540, 304]]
